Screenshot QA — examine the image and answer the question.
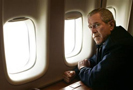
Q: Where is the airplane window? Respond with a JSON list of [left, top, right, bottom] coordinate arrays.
[[64, 12, 82, 58], [3, 18, 36, 77]]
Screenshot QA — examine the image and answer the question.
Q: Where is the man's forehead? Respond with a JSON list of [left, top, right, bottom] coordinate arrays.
[[88, 13, 102, 24]]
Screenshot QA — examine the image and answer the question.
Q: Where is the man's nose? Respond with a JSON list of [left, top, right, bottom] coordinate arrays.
[[91, 28, 97, 33]]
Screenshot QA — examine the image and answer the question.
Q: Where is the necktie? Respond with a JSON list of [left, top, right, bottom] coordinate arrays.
[[96, 45, 102, 64]]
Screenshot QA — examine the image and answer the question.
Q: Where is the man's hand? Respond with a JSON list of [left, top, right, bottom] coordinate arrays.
[[63, 71, 76, 83], [78, 59, 90, 70]]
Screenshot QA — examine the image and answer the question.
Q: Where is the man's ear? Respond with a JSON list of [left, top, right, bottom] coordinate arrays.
[[109, 20, 115, 31]]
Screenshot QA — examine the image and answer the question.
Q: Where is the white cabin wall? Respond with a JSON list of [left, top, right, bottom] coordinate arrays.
[[0, 0, 6, 89], [0, 0, 74, 89], [102, 0, 132, 30], [0, 0, 12, 89], [1, 0, 50, 89], [128, 1, 133, 36]]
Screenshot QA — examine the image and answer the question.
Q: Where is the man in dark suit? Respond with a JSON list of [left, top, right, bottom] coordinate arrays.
[[64, 8, 133, 90]]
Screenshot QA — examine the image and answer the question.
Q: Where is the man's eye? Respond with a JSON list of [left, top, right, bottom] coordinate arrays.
[[95, 23, 100, 27], [88, 25, 92, 29]]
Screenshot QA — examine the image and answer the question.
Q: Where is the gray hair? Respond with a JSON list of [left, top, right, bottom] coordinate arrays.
[[88, 8, 115, 24]]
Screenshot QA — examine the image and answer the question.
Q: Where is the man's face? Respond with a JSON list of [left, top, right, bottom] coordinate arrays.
[[88, 13, 114, 45]]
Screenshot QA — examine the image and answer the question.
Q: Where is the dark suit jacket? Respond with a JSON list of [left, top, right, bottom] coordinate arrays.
[[78, 26, 133, 90]]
